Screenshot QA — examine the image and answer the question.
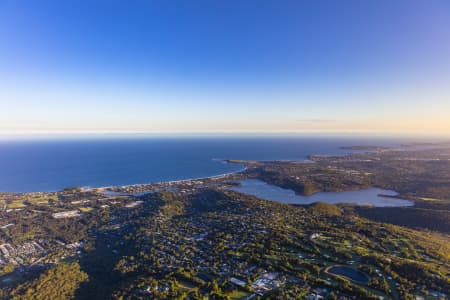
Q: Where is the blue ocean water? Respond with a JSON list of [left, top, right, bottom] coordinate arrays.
[[0, 135, 422, 192]]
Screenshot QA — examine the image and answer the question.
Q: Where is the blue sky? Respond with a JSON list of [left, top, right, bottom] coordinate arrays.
[[1, 0, 449, 135]]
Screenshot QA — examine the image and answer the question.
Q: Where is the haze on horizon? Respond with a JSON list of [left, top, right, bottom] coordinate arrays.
[[1, 1, 450, 136]]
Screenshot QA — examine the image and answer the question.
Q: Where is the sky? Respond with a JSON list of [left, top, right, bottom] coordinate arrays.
[[0, 0, 449, 136]]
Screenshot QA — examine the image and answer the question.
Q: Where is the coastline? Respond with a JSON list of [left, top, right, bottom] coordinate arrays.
[[93, 162, 248, 194], [3, 142, 447, 195]]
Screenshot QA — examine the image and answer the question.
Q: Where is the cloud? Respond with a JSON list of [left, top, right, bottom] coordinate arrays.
[[297, 119, 338, 124]]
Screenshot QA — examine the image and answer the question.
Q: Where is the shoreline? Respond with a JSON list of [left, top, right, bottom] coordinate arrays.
[[4, 143, 447, 195], [0, 161, 247, 195], [91, 163, 248, 194]]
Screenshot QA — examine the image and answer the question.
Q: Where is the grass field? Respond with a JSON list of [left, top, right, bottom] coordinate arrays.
[[6, 194, 58, 209], [228, 289, 251, 299], [79, 207, 94, 213]]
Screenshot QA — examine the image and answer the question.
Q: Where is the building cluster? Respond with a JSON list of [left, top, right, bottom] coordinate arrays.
[[52, 210, 82, 219], [101, 170, 243, 196], [0, 239, 83, 267], [250, 272, 286, 296]]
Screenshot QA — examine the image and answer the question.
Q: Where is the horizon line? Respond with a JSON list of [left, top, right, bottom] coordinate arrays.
[[0, 130, 449, 140]]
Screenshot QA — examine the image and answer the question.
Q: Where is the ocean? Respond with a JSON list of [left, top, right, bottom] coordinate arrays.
[[0, 135, 428, 192]]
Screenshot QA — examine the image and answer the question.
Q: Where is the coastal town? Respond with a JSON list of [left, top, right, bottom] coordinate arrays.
[[0, 146, 448, 299]]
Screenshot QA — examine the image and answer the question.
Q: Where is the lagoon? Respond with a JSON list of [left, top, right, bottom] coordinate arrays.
[[229, 179, 414, 207]]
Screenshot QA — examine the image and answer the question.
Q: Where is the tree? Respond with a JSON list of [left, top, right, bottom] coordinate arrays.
[[12, 262, 88, 300]]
